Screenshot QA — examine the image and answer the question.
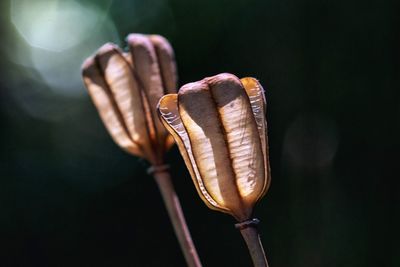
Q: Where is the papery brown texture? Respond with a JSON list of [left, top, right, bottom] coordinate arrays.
[[158, 73, 270, 221], [82, 34, 177, 165]]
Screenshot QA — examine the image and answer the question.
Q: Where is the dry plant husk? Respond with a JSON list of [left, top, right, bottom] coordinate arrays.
[[82, 34, 177, 165], [158, 73, 271, 221]]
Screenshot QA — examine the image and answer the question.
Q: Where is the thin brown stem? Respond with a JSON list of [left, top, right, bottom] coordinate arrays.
[[239, 226, 269, 267], [153, 169, 202, 267]]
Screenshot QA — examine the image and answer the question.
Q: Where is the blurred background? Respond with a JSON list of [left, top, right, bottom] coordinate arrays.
[[0, 0, 399, 266]]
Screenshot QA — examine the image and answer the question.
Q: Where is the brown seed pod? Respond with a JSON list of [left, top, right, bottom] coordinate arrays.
[[81, 34, 177, 165], [158, 73, 271, 221]]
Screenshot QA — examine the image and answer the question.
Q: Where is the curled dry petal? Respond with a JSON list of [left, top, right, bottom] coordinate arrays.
[[82, 35, 177, 165], [158, 73, 270, 221]]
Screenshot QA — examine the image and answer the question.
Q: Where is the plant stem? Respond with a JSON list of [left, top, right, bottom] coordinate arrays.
[[239, 226, 269, 267], [153, 169, 202, 267]]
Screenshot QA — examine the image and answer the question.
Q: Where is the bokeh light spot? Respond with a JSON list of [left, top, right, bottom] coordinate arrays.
[[283, 114, 339, 171], [11, 0, 109, 52], [9, 0, 119, 97]]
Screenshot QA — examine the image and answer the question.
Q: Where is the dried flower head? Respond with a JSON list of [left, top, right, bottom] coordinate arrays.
[[158, 73, 271, 221], [82, 34, 177, 165]]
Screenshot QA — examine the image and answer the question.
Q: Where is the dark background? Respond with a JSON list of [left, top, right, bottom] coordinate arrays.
[[0, 0, 399, 266]]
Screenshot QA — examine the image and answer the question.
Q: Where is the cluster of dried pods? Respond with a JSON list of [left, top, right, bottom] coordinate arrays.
[[82, 33, 271, 267]]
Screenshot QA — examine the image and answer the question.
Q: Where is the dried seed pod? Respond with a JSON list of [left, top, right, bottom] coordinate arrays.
[[158, 73, 270, 221], [82, 34, 177, 165]]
